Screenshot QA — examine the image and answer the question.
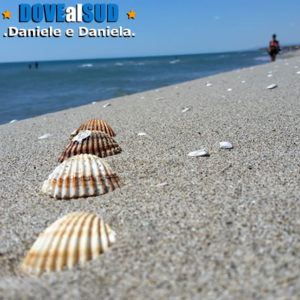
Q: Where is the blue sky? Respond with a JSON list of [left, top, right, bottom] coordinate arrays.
[[1, 0, 300, 62]]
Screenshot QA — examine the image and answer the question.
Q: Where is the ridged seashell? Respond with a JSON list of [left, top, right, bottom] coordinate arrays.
[[59, 130, 121, 163], [21, 212, 116, 276], [71, 119, 116, 139], [42, 154, 121, 199]]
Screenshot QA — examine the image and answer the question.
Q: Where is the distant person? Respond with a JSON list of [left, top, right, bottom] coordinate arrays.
[[268, 34, 281, 62], [35, 61, 39, 69]]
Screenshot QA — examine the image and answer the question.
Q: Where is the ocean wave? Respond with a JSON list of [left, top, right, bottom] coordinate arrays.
[[254, 56, 269, 62], [80, 64, 93, 68], [169, 59, 180, 64], [115, 62, 124, 66]]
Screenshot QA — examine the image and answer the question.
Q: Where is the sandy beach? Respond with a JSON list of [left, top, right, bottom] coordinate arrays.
[[1, 52, 300, 299]]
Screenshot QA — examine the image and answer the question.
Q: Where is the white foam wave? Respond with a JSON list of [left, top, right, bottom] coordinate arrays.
[[80, 64, 93, 68]]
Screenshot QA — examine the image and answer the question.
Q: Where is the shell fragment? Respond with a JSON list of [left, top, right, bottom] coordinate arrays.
[[38, 133, 52, 140], [267, 84, 278, 89], [220, 141, 233, 149], [188, 149, 210, 157]]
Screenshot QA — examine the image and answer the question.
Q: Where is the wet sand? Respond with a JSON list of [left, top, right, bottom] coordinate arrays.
[[0, 51, 300, 299]]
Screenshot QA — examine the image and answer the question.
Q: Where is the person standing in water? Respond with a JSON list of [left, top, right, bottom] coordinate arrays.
[[268, 34, 281, 62]]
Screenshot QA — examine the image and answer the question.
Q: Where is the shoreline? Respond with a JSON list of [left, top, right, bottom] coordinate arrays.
[[2, 49, 300, 126], [1, 51, 300, 299]]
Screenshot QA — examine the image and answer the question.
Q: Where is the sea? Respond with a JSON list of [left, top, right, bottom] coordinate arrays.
[[0, 49, 272, 125]]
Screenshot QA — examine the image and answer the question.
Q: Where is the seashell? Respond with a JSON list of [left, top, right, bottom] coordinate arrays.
[[38, 133, 52, 140], [267, 84, 278, 89], [21, 212, 116, 276], [154, 182, 168, 187], [188, 149, 210, 157], [227, 88, 232, 92], [137, 132, 147, 136], [296, 71, 300, 74], [182, 107, 191, 113], [220, 141, 233, 149], [71, 119, 116, 138], [9, 119, 17, 123], [59, 131, 122, 163], [241, 80, 246, 84], [206, 82, 212, 87], [267, 74, 273, 77], [103, 103, 111, 108], [42, 154, 121, 199]]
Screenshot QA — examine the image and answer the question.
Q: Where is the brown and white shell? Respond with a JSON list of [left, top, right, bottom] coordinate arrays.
[[59, 130, 121, 163], [21, 212, 116, 276], [42, 154, 121, 199], [71, 119, 116, 139]]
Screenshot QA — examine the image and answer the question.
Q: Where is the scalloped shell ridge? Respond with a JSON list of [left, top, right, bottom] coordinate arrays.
[[21, 212, 116, 276], [71, 119, 116, 138], [42, 154, 121, 199], [59, 130, 121, 162]]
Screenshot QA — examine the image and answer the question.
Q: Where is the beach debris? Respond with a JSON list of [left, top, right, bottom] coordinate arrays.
[[154, 182, 168, 187], [241, 80, 246, 84], [188, 149, 210, 157], [42, 154, 121, 199], [137, 132, 147, 136], [71, 119, 116, 138], [227, 88, 232, 92], [38, 133, 52, 140], [267, 84, 278, 89], [21, 212, 116, 276], [267, 74, 273, 78], [182, 107, 191, 113], [103, 103, 111, 108], [206, 82, 212, 87], [59, 131, 121, 162], [220, 141, 233, 149], [9, 119, 17, 123]]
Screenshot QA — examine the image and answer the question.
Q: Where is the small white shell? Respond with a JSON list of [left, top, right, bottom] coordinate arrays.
[[188, 149, 210, 157], [241, 80, 246, 84], [154, 182, 168, 187], [227, 88, 232, 92], [137, 132, 147, 136], [267, 84, 278, 89], [42, 154, 121, 199], [21, 212, 116, 276], [267, 74, 273, 78], [182, 107, 191, 113], [296, 71, 300, 74], [220, 141, 233, 149], [103, 103, 111, 108], [72, 130, 92, 143], [206, 82, 212, 87], [38, 133, 52, 140], [9, 120, 17, 123]]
